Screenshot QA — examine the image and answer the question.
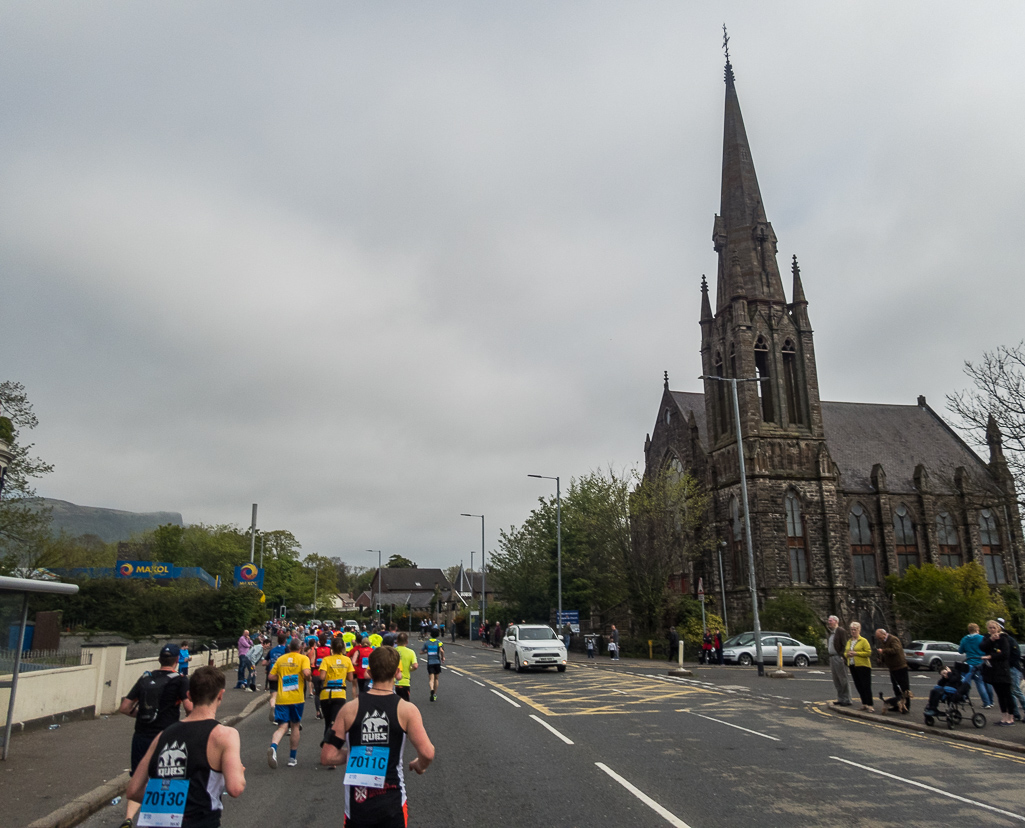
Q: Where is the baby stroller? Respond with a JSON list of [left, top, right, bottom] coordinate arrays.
[[923, 662, 986, 730]]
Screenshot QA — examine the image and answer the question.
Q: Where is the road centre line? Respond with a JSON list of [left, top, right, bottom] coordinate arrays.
[[529, 714, 574, 744], [595, 763, 692, 828], [490, 689, 521, 708], [686, 712, 780, 741], [831, 756, 1025, 822]]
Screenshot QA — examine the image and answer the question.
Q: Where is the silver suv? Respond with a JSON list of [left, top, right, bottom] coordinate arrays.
[[904, 641, 965, 672]]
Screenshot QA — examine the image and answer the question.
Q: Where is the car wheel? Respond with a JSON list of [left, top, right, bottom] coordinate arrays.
[[515, 652, 524, 673], [738, 653, 753, 666], [557, 665, 566, 673], [929, 658, 944, 672], [502, 652, 510, 670], [972, 713, 986, 729], [794, 654, 809, 668]]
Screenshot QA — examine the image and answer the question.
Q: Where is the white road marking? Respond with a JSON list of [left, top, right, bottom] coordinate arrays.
[[471, 679, 485, 687], [611, 689, 628, 695], [686, 712, 780, 741], [490, 689, 521, 708], [595, 763, 692, 828], [831, 757, 1025, 822], [530, 714, 574, 744]]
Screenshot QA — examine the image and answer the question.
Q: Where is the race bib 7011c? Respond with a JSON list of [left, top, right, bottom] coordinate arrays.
[[344, 745, 389, 788]]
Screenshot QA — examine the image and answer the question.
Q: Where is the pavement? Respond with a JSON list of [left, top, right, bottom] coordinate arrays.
[[1, 665, 266, 828]]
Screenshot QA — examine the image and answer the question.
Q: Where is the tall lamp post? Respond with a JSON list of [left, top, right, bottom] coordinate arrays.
[[367, 549, 381, 624], [700, 374, 765, 676], [528, 474, 562, 629], [461, 514, 485, 629]]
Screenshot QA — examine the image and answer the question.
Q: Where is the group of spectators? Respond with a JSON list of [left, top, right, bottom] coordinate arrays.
[[826, 615, 1025, 724]]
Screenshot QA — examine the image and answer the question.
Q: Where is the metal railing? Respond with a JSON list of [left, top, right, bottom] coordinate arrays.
[[0, 649, 91, 673]]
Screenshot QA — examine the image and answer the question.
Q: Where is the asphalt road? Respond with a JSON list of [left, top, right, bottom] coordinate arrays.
[[79, 647, 1025, 827]]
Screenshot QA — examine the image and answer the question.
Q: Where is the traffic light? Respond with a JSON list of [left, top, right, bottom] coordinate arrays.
[[375, 603, 381, 615], [279, 605, 286, 619]]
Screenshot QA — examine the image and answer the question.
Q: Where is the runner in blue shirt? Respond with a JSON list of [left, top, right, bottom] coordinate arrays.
[[264, 633, 288, 721], [421, 627, 445, 702]]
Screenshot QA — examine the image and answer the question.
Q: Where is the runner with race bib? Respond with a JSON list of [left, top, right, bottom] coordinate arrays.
[[320, 647, 434, 828]]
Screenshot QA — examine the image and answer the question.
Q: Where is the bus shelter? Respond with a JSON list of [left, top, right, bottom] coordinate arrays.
[[0, 574, 79, 760]]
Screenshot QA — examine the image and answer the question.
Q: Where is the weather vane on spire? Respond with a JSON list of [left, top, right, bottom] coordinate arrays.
[[722, 24, 734, 83]]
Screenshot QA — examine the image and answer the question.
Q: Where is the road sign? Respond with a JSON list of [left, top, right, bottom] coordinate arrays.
[[697, 577, 705, 602]]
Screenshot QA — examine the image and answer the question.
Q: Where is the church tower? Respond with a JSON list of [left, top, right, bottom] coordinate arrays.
[[699, 50, 825, 446]]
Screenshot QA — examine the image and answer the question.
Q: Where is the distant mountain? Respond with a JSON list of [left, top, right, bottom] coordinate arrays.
[[33, 498, 184, 543]]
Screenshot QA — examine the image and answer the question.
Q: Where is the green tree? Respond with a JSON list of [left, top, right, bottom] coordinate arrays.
[[0, 381, 55, 576], [387, 554, 417, 568], [759, 589, 823, 647], [626, 465, 710, 637], [886, 562, 1006, 642]]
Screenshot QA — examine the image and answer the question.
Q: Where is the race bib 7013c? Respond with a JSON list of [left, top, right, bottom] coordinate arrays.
[[137, 778, 188, 827]]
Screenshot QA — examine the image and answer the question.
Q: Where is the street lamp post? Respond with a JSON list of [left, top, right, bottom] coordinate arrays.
[[367, 550, 381, 624], [528, 474, 562, 629], [461, 514, 485, 630], [700, 374, 765, 676]]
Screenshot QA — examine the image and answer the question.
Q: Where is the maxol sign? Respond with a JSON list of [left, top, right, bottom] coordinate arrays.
[[116, 560, 174, 578]]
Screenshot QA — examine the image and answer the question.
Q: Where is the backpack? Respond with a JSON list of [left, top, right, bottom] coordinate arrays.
[[136, 670, 174, 726], [1009, 635, 1022, 671]]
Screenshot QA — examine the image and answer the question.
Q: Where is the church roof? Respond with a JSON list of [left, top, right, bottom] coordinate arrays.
[[665, 391, 995, 495], [820, 400, 995, 494]]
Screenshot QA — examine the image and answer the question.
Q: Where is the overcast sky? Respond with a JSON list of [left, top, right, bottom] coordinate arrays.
[[3, 4, 1023, 571]]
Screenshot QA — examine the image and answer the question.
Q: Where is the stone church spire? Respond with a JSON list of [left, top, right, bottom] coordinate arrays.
[[712, 47, 787, 312]]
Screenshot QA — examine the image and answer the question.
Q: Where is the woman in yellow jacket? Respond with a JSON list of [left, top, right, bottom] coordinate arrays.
[[847, 621, 874, 711]]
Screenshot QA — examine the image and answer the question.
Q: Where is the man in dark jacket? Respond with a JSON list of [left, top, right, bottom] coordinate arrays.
[[875, 628, 911, 712], [826, 616, 851, 706]]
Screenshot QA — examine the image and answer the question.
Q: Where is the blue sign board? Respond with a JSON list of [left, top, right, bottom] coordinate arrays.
[[234, 564, 265, 590]]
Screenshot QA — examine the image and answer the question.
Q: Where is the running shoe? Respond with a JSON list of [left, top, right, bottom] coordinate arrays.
[[267, 746, 278, 769], [287, 758, 298, 767]]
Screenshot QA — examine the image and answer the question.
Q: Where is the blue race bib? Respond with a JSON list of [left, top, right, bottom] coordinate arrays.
[[343, 745, 389, 788], [138, 778, 188, 827]]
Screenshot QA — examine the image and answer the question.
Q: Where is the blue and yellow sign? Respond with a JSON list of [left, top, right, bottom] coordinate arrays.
[[116, 560, 175, 578], [234, 564, 265, 590]]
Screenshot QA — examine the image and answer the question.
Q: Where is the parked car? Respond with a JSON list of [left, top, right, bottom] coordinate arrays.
[[721, 631, 789, 649], [343, 620, 360, 632], [904, 641, 966, 672], [502, 625, 568, 673], [722, 634, 819, 667]]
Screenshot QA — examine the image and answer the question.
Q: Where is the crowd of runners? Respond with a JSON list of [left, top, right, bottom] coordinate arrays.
[[117, 619, 442, 828]]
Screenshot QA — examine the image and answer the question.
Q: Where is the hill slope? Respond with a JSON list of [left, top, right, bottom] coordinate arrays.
[[34, 498, 184, 543]]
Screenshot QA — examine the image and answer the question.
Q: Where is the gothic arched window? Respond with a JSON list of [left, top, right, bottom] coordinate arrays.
[[785, 492, 809, 583], [713, 352, 730, 436], [782, 339, 805, 426], [893, 504, 919, 575], [936, 512, 961, 568], [849, 503, 876, 586], [729, 496, 747, 586], [754, 336, 775, 423], [980, 509, 1006, 584]]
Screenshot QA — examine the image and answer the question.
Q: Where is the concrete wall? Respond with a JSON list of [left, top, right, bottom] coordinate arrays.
[[0, 646, 236, 731]]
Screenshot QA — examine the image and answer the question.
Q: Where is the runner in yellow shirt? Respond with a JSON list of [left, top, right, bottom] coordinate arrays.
[[268, 638, 311, 769], [318, 636, 355, 746], [395, 632, 419, 701], [341, 628, 356, 651], [368, 630, 383, 649]]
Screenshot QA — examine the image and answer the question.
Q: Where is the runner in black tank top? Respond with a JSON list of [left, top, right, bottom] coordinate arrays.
[[321, 647, 435, 828], [127, 666, 245, 828], [345, 692, 407, 826]]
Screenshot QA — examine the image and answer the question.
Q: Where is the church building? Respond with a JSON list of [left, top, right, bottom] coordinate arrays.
[[643, 53, 1024, 630]]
